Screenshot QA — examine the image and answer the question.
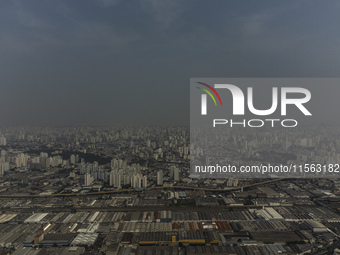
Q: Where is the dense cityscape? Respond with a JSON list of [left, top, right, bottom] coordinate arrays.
[[0, 126, 340, 254], [1, 1, 340, 254]]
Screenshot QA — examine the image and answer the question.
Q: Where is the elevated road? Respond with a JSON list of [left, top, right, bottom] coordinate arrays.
[[0, 178, 285, 198]]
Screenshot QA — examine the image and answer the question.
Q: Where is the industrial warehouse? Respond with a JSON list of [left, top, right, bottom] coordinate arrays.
[[0, 203, 339, 255]]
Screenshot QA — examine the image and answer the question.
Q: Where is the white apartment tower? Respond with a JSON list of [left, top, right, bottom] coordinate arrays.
[[84, 173, 93, 186], [157, 170, 164, 186]]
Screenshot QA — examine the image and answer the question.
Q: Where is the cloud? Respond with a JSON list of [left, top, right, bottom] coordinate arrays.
[[97, 0, 122, 7], [0, 1, 140, 58], [0, 7, 60, 57], [71, 22, 140, 52], [240, 13, 274, 36], [140, 0, 184, 29]]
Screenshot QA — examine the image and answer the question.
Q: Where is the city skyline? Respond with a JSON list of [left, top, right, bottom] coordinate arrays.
[[2, 1, 340, 254]]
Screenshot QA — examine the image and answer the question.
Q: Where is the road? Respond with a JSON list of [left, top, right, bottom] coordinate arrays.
[[0, 178, 285, 198]]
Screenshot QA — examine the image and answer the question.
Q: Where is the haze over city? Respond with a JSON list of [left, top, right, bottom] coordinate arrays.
[[1, 0, 340, 125], [2, 1, 340, 255]]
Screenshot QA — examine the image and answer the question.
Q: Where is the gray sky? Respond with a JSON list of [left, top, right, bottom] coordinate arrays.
[[1, 0, 340, 126]]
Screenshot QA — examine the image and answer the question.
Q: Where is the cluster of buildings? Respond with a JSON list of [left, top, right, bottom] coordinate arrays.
[[0, 195, 340, 254], [191, 126, 340, 178], [0, 126, 340, 254]]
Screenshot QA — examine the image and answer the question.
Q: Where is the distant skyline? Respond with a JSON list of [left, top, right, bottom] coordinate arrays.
[[1, 0, 340, 126]]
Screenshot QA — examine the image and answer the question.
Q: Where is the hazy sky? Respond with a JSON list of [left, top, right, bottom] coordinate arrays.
[[1, 0, 340, 126]]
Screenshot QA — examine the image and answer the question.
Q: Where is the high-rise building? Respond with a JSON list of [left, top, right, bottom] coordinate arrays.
[[109, 172, 114, 186], [1, 150, 6, 157], [184, 147, 189, 155], [80, 162, 86, 174], [131, 175, 141, 189], [84, 173, 93, 186], [0, 162, 9, 176], [157, 170, 164, 186], [130, 174, 147, 188], [111, 159, 126, 170], [142, 175, 147, 188], [40, 152, 48, 158], [0, 135, 6, 146], [15, 153, 29, 168], [170, 166, 174, 179], [173, 167, 180, 181], [0, 150, 6, 163], [111, 159, 118, 169], [109, 171, 121, 188], [41, 157, 50, 169], [170, 166, 180, 181], [70, 154, 76, 165], [3, 162, 9, 172]]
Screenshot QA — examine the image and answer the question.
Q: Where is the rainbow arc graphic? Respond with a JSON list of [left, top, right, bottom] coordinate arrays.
[[196, 82, 223, 115], [196, 82, 223, 106]]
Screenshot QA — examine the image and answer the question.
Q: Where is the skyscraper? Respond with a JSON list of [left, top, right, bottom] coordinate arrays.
[[142, 175, 147, 188], [170, 166, 180, 182], [84, 173, 93, 186], [109, 171, 122, 188], [157, 170, 164, 186], [70, 154, 76, 165], [131, 175, 141, 189], [0, 135, 6, 146], [173, 168, 180, 182]]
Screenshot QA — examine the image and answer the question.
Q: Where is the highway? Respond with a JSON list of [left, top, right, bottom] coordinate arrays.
[[4, 204, 266, 213], [0, 178, 285, 198]]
